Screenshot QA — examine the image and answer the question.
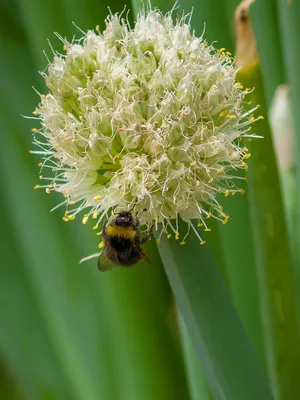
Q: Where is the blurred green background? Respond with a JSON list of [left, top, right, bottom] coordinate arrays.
[[1, 0, 300, 399]]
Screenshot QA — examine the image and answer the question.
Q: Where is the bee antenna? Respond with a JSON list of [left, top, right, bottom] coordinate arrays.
[[127, 197, 139, 213], [136, 208, 147, 218]]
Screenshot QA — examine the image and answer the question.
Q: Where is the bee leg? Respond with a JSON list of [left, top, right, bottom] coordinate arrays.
[[102, 215, 108, 237], [140, 221, 154, 244], [128, 197, 138, 212], [135, 211, 140, 228], [135, 208, 147, 222], [111, 205, 118, 215]]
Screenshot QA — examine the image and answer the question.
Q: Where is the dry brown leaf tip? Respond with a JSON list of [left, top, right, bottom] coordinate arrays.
[[235, 0, 258, 68]]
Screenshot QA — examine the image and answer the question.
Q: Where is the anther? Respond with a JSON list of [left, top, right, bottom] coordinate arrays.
[[82, 215, 89, 224]]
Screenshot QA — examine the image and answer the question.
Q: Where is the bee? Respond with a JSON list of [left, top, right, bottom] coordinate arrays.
[[97, 210, 154, 271]]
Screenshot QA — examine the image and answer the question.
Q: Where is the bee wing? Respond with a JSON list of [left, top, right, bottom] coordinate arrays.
[[136, 245, 150, 263], [97, 251, 118, 271], [80, 251, 116, 271]]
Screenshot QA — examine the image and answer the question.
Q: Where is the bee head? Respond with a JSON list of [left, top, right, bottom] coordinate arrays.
[[115, 212, 134, 227]]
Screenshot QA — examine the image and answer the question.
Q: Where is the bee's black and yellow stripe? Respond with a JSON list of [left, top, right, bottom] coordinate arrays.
[[105, 225, 137, 239]]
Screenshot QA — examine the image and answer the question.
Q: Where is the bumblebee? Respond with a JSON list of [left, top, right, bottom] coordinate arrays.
[[98, 211, 154, 271]]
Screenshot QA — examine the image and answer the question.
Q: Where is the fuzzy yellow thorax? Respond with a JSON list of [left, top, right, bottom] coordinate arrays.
[[106, 225, 136, 239]]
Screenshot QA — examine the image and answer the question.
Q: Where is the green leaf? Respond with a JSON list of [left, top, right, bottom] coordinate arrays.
[[156, 221, 273, 400], [178, 312, 213, 400], [249, 1, 285, 105], [238, 61, 300, 400], [276, 0, 300, 287]]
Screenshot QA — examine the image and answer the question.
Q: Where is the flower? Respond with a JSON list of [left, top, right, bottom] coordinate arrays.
[[32, 8, 259, 244]]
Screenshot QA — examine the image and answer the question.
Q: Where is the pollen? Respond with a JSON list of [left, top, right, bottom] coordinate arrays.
[[98, 241, 104, 248], [243, 153, 251, 160], [219, 110, 228, 117], [82, 215, 89, 224], [234, 82, 243, 89], [242, 161, 248, 171]]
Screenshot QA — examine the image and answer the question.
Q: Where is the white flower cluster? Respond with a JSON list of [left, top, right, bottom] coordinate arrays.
[[32, 9, 259, 244]]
